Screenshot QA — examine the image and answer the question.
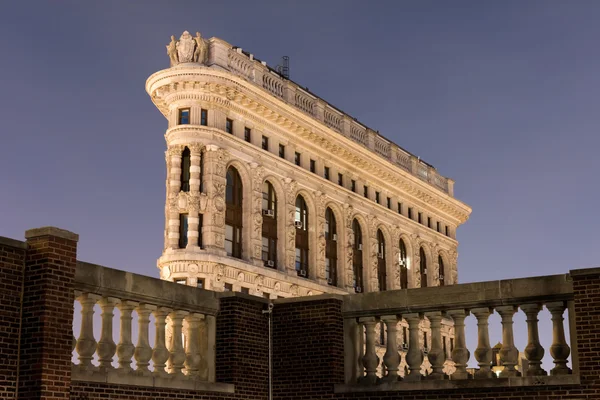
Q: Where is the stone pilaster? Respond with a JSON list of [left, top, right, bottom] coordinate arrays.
[[203, 145, 228, 254], [249, 163, 265, 266], [166, 145, 184, 249]]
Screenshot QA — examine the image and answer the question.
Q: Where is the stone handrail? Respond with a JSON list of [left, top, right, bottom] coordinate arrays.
[[339, 273, 577, 391], [220, 43, 452, 196], [71, 261, 232, 392]]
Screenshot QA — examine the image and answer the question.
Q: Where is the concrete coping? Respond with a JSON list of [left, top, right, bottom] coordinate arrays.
[[569, 267, 600, 277], [25, 226, 79, 242], [75, 261, 219, 315], [273, 293, 345, 305], [0, 235, 27, 250]]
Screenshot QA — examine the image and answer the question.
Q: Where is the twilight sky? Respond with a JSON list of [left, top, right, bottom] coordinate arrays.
[[1, 0, 599, 285]]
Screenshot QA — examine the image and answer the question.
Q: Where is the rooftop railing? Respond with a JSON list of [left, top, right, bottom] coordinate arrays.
[[223, 46, 453, 196], [71, 261, 233, 392], [337, 273, 577, 392]]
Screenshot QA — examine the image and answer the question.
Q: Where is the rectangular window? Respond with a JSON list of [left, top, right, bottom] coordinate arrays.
[[279, 144, 285, 158], [224, 283, 233, 292], [363, 186, 369, 198], [397, 202, 402, 214], [338, 173, 343, 186], [351, 180, 356, 192], [445, 226, 449, 236], [262, 135, 269, 151], [310, 159, 316, 173], [179, 214, 188, 249], [241, 287, 250, 295], [424, 332, 428, 349], [387, 197, 391, 209], [427, 217, 431, 228], [198, 214, 203, 248], [436, 221, 441, 232], [403, 326, 408, 345], [175, 279, 186, 285], [408, 207, 413, 219], [244, 127, 251, 142], [196, 279, 204, 289], [375, 191, 380, 204], [418, 212, 422, 224], [178, 108, 190, 125], [324, 167, 330, 180], [226, 118, 233, 134], [200, 109, 208, 126], [295, 152, 301, 166]]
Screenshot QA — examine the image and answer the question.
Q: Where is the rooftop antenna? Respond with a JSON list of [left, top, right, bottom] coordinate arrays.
[[276, 56, 290, 79]]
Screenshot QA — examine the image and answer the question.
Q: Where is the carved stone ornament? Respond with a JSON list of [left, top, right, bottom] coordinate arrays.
[[273, 282, 281, 292], [237, 272, 245, 282], [189, 264, 198, 273], [284, 179, 298, 205], [215, 264, 225, 282], [290, 284, 299, 296], [166, 31, 208, 66], [160, 265, 171, 279]]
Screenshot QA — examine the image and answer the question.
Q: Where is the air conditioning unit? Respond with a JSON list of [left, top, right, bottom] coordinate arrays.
[[439, 274, 444, 280], [266, 260, 275, 267], [332, 233, 337, 241], [401, 343, 409, 351], [399, 259, 406, 266], [294, 220, 303, 229], [299, 269, 307, 277], [355, 286, 362, 293], [423, 270, 427, 275], [357, 244, 362, 251], [378, 252, 384, 259], [327, 278, 333, 285], [262, 209, 274, 217]]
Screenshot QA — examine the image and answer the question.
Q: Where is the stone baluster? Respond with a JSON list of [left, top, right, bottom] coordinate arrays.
[[169, 310, 189, 376], [521, 303, 546, 376], [359, 317, 379, 384], [496, 305, 520, 377], [75, 293, 100, 370], [403, 313, 424, 381], [424, 311, 445, 380], [471, 307, 493, 379], [185, 313, 204, 377], [448, 309, 470, 379], [134, 303, 155, 376], [167, 145, 183, 249], [381, 315, 400, 382], [152, 307, 172, 377], [97, 297, 120, 371], [116, 300, 138, 372], [546, 302, 572, 375]]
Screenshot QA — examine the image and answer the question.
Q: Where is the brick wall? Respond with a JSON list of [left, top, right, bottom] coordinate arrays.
[[2, 226, 600, 400], [18, 227, 79, 400], [0, 237, 26, 400], [272, 297, 345, 400]]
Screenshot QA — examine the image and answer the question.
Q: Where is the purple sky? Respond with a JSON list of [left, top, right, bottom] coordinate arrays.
[[1, 0, 599, 285]]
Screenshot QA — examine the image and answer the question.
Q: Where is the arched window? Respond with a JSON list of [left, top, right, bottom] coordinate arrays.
[[377, 230, 386, 291], [438, 255, 445, 286], [225, 167, 243, 259], [325, 208, 337, 286], [399, 239, 408, 289], [295, 195, 309, 277], [420, 247, 427, 288], [352, 219, 363, 292], [180, 147, 190, 192], [261, 181, 277, 268]]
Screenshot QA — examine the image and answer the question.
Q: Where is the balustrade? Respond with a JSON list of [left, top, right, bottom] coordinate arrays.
[[71, 261, 223, 390], [341, 274, 576, 389], [220, 46, 452, 195]]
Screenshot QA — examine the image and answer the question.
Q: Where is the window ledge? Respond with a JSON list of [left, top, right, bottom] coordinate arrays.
[[334, 374, 579, 393]]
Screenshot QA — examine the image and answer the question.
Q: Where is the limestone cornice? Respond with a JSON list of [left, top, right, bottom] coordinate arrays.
[[157, 252, 348, 297], [146, 67, 471, 224]]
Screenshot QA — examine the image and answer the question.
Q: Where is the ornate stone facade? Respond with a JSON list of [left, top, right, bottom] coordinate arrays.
[[149, 33, 471, 361]]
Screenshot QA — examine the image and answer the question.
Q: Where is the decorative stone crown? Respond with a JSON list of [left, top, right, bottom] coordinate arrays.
[[166, 31, 208, 67]]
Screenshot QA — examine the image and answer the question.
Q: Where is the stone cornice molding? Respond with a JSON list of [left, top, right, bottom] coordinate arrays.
[[147, 67, 471, 224]]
